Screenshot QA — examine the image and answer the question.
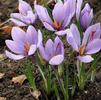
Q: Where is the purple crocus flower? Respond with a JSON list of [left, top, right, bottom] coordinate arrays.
[[66, 23, 101, 63], [76, 0, 93, 30], [10, 0, 36, 26], [35, 0, 76, 35], [5, 26, 42, 60], [39, 36, 64, 65]]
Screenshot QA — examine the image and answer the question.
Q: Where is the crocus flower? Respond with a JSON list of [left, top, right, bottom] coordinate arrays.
[[10, 0, 36, 26], [66, 23, 101, 63], [76, 0, 93, 30], [5, 25, 42, 60], [39, 36, 64, 65], [35, 0, 76, 35]]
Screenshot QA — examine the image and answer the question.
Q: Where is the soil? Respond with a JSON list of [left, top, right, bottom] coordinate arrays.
[[0, 0, 101, 100]]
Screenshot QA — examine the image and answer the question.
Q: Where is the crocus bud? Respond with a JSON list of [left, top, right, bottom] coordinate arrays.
[[80, 3, 93, 30]]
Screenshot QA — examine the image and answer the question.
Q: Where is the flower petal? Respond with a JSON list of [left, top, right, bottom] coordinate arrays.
[[55, 30, 67, 36], [63, 0, 76, 27], [35, 5, 52, 24], [37, 30, 43, 47], [80, 3, 93, 29], [49, 55, 64, 65], [77, 55, 94, 63], [26, 11, 36, 24], [26, 25, 38, 44], [43, 22, 55, 31], [86, 39, 101, 54], [18, 0, 32, 14], [5, 40, 24, 54], [82, 23, 101, 45], [5, 50, 24, 60], [70, 24, 81, 47], [28, 45, 37, 55], [10, 18, 27, 26], [52, 2, 65, 23], [39, 45, 49, 61], [45, 39, 54, 58], [76, 0, 83, 20], [66, 29, 79, 52], [54, 36, 64, 56], [11, 27, 26, 42]]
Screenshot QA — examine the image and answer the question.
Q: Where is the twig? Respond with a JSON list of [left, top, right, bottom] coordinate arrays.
[[0, 19, 10, 27]]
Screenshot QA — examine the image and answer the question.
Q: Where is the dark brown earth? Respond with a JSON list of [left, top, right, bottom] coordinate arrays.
[[0, 0, 101, 100]]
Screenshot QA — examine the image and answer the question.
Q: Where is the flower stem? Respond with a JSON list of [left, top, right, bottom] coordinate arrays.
[[77, 61, 86, 90], [35, 51, 48, 93], [23, 60, 36, 91], [52, 66, 69, 100]]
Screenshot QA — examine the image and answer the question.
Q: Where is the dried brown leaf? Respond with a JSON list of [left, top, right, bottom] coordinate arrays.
[[0, 54, 7, 62], [31, 90, 41, 100], [0, 25, 12, 33], [12, 75, 27, 85], [0, 73, 5, 79], [0, 97, 6, 100]]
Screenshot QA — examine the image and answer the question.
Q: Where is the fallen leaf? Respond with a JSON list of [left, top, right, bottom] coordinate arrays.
[[31, 90, 41, 100], [0, 54, 7, 62], [0, 73, 5, 79], [0, 25, 12, 33], [12, 75, 27, 85], [0, 97, 6, 100]]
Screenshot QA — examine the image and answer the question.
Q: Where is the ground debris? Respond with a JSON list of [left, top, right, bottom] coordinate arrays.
[[0, 73, 5, 79], [12, 74, 27, 85], [0, 97, 6, 100]]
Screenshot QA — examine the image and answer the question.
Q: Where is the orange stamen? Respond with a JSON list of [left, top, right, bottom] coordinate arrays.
[[79, 45, 86, 55], [53, 20, 61, 30]]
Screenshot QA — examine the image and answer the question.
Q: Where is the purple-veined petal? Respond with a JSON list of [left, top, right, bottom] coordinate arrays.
[[76, 0, 83, 20], [5, 50, 24, 60], [45, 39, 54, 58], [11, 27, 26, 42], [63, 0, 76, 27], [35, 5, 52, 24], [82, 23, 100, 45], [93, 28, 101, 39], [49, 55, 64, 65], [82, 3, 91, 13], [26, 25, 38, 44], [18, 0, 32, 15], [43, 22, 55, 31], [86, 39, 101, 54], [39, 45, 49, 61], [10, 18, 27, 26], [11, 12, 36, 25], [28, 45, 37, 55], [77, 55, 94, 63], [5, 40, 24, 54], [10, 13, 29, 26], [70, 24, 81, 47], [68, 0, 76, 17], [66, 29, 79, 52], [52, 2, 65, 23], [26, 11, 36, 24], [80, 3, 93, 29], [54, 36, 64, 55]]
